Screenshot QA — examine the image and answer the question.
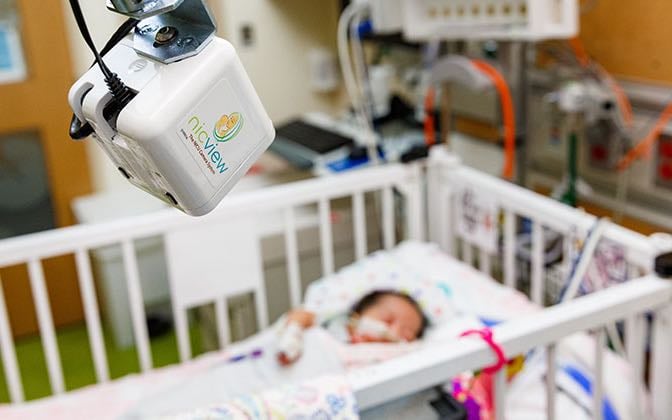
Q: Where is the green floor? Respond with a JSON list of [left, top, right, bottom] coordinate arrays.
[[0, 323, 203, 402]]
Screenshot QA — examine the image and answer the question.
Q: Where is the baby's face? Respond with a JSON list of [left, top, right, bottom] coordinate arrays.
[[354, 295, 423, 343]]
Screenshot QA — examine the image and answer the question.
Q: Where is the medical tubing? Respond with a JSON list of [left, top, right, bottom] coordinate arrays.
[[597, 63, 634, 126], [351, 11, 374, 130], [351, 9, 380, 165], [560, 218, 610, 303], [421, 60, 516, 178], [617, 102, 672, 172], [338, 2, 379, 164], [568, 37, 634, 126], [471, 60, 517, 180], [613, 168, 630, 222], [559, 218, 627, 355], [424, 86, 436, 146], [338, 4, 367, 127], [566, 130, 578, 207]]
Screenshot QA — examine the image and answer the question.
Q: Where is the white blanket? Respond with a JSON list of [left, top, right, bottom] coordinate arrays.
[[124, 327, 345, 418]]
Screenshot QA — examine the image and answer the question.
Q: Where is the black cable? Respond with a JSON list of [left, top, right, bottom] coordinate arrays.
[[69, 17, 140, 139], [69, 0, 135, 106], [101, 18, 140, 56], [68, 0, 113, 79]]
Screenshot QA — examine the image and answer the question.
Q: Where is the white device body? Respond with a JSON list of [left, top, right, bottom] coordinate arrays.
[[69, 36, 275, 216]]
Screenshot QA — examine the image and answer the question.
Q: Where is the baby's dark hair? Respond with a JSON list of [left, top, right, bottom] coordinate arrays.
[[350, 290, 430, 338]]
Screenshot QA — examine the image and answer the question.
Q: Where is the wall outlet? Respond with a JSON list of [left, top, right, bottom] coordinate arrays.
[[239, 23, 255, 47]]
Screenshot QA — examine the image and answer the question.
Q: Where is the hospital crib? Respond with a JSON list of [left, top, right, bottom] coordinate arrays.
[[0, 148, 670, 419]]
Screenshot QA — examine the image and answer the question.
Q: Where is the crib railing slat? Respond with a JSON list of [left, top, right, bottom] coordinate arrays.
[[75, 250, 109, 383], [27, 259, 65, 395], [404, 167, 425, 241], [546, 344, 557, 420], [382, 186, 395, 250], [494, 368, 507, 420], [255, 285, 269, 330], [319, 198, 335, 276], [479, 248, 492, 276], [215, 298, 230, 349], [562, 231, 574, 283], [121, 240, 153, 372], [625, 313, 645, 418], [625, 314, 645, 385], [174, 306, 191, 362], [594, 328, 605, 420], [504, 210, 516, 288], [352, 192, 367, 260], [0, 274, 24, 403], [606, 323, 625, 357], [651, 305, 672, 420], [440, 189, 454, 255], [461, 241, 473, 266], [284, 207, 302, 308], [531, 221, 544, 305]]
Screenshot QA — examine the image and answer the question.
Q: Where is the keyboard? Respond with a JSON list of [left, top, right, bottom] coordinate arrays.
[[270, 120, 354, 169]]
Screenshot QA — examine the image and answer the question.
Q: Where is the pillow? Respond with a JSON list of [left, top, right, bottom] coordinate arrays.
[[304, 241, 536, 326]]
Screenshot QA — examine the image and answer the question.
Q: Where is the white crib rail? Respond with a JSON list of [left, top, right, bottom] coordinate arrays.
[[425, 148, 671, 419], [0, 162, 423, 402], [352, 275, 672, 420], [0, 151, 670, 420], [427, 148, 657, 292]]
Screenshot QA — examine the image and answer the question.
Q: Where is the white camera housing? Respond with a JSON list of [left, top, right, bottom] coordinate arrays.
[[69, 36, 275, 216]]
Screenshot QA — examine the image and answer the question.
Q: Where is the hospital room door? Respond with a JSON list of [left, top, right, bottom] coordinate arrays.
[[0, 0, 91, 336]]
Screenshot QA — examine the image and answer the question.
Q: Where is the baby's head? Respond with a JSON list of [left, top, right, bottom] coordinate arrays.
[[349, 290, 429, 343]]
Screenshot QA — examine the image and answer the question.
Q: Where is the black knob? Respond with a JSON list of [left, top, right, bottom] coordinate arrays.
[[655, 252, 672, 279]]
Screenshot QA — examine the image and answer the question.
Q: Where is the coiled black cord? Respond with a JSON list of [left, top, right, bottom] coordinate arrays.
[[69, 15, 140, 139]]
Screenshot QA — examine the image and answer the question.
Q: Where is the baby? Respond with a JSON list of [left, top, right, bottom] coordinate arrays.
[[277, 290, 429, 365]]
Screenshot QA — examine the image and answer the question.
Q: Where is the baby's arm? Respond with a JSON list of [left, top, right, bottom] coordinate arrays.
[[276, 309, 316, 366], [286, 309, 316, 328]]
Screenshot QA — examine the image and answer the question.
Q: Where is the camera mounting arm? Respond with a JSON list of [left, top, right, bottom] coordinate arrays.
[[106, 0, 216, 63]]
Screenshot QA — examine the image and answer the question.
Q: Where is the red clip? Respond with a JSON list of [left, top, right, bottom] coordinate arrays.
[[460, 327, 507, 375]]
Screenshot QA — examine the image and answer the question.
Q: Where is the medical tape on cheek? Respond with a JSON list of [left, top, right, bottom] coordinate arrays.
[[353, 317, 400, 342], [459, 327, 507, 375]]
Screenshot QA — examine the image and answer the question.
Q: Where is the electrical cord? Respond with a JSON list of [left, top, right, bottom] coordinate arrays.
[[68, 0, 136, 139], [69, 17, 140, 139], [69, 0, 112, 78], [101, 18, 141, 57]]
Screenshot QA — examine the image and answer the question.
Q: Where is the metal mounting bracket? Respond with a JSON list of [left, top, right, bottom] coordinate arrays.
[[107, 0, 216, 63]]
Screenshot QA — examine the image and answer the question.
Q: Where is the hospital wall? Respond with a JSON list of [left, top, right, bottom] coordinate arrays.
[[579, 0, 672, 84], [59, 0, 344, 193]]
